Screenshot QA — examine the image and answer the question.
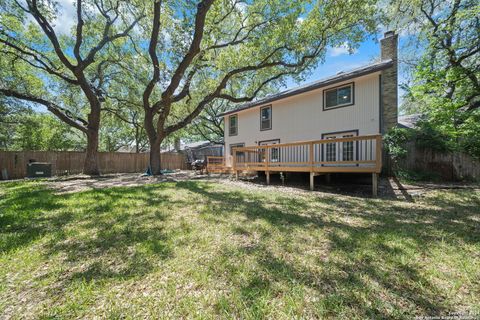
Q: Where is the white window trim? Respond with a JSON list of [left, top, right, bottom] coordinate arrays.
[[260, 105, 272, 131], [229, 114, 238, 136], [321, 130, 358, 165]]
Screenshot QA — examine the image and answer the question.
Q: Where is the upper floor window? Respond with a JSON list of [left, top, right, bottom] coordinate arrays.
[[229, 114, 238, 136], [323, 83, 354, 110], [260, 105, 272, 131]]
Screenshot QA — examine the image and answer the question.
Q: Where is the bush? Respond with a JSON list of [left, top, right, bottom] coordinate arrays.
[[414, 121, 453, 153], [384, 127, 412, 162]]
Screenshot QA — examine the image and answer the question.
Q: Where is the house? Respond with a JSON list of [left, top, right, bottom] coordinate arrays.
[[181, 140, 224, 163], [211, 31, 398, 195]]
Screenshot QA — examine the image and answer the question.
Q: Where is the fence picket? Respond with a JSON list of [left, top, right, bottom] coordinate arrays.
[[0, 151, 188, 179]]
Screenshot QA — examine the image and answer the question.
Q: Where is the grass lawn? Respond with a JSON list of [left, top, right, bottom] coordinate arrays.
[[1, 180, 479, 319]]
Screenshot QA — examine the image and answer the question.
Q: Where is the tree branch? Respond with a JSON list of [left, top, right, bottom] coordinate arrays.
[[27, 0, 75, 70], [161, 0, 214, 100], [73, 0, 84, 62], [0, 39, 78, 85], [80, 11, 145, 70], [0, 88, 88, 133], [143, 0, 162, 110]]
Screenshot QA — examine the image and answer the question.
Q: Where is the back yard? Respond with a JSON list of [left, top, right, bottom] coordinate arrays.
[[1, 178, 479, 319]]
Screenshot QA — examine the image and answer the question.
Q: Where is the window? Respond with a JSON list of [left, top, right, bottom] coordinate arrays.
[[258, 139, 280, 162], [342, 135, 354, 161], [260, 105, 272, 130], [230, 143, 245, 156], [326, 137, 337, 162], [270, 148, 280, 162], [323, 83, 354, 110], [229, 115, 238, 136], [322, 130, 358, 165]]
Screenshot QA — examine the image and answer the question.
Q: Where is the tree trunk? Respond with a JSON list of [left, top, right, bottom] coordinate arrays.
[[149, 140, 162, 175], [83, 129, 100, 176]]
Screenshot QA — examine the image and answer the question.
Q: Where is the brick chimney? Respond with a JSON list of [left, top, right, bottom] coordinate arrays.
[[380, 30, 398, 134]]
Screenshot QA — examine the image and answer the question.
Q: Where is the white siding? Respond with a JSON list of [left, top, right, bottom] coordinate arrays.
[[224, 73, 381, 165]]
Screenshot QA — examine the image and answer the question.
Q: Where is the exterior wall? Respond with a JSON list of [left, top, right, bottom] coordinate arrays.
[[224, 73, 381, 165]]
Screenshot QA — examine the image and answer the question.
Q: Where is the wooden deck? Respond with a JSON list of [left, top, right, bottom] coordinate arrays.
[[205, 156, 232, 174], [207, 134, 383, 195]]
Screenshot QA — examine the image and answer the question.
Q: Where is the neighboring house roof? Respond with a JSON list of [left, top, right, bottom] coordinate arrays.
[[181, 141, 223, 150], [398, 114, 423, 129], [219, 59, 394, 117]]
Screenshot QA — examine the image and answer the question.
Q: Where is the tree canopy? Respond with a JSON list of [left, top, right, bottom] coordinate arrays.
[[0, 0, 145, 173], [1, 0, 381, 174], [389, 0, 480, 158]]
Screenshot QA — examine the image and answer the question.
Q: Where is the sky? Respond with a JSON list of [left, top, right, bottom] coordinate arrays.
[[36, 0, 410, 108], [284, 35, 409, 104]]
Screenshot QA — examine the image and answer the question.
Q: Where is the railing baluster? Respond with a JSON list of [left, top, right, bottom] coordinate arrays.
[[229, 134, 381, 173], [370, 139, 373, 161]]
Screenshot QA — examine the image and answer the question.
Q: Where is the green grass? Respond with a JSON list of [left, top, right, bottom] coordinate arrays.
[[1, 180, 479, 319]]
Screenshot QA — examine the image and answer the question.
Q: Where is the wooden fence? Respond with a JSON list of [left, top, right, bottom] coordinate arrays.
[[0, 151, 188, 180], [399, 142, 480, 181]]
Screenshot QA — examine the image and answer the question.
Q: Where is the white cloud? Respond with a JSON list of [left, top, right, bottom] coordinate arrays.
[[52, 0, 76, 35], [17, 0, 76, 35], [328, 43, 358, 57]]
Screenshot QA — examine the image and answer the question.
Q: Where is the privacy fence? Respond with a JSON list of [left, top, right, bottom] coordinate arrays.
[[0, 151, 188, 180], [399, 143, 480, 181]]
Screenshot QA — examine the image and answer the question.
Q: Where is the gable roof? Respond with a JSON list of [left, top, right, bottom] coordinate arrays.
[[398, 114, 423, 129], [219, 59, 393, 117]]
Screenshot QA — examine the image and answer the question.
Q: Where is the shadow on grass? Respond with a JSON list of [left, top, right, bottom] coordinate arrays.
[[0, 182, 66, 253], [0, 182, 182, 287], [1, 180, 479, 317], [175, 180, 480, 317]]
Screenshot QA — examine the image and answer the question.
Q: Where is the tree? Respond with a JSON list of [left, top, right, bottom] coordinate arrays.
[[187, 80, 280, 144], [0, 0, 144, 174], [0, 98, 25, 149], [99, 111, 148, 152], [100, 60, 150, 153], [0, 102, 85, 151], [188, 100, 230, 144], [11, 112, 84, 151], [388, 0, 480, 157], [134, 0, 378, 174]]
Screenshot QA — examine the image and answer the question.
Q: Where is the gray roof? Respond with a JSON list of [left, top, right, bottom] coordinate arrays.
[[219, 59, 393, 117], [182, 141, 223, 150], [398, 114, 423, 129]]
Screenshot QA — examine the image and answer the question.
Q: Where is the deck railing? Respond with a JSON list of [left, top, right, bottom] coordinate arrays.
[[232, 134, 382, 173], [206, 156, 226, 173]]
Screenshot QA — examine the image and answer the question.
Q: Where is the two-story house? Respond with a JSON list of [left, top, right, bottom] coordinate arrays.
[[210, 31, 398, 195]]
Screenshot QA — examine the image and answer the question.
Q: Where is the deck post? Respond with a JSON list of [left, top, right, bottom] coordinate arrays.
[[310, 172, 315, 191], [233, 149, 238, 180], [372, 173, 378, 197], [266, 171, 270, 185], [376, 135, 383, 172]]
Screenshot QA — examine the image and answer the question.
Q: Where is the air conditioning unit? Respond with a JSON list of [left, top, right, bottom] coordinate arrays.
[[27, 162, 52, 178]]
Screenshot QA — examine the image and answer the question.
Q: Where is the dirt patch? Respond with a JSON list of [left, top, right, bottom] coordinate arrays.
[[39, 171, 479, 200], [47, 171, 214, 194]]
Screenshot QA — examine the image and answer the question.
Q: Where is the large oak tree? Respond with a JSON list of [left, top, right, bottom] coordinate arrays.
[[388, 0, 480, 157], [0, 0, 144, 174], [131, 0, 379, 174]]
